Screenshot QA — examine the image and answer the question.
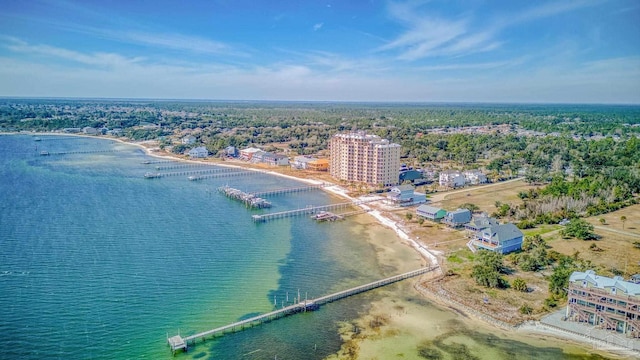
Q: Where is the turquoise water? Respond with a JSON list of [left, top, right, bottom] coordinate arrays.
[[0, 135, 386, 359]]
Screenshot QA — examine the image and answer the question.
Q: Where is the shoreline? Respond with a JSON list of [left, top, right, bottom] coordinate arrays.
[[11, 132, 639, 357]]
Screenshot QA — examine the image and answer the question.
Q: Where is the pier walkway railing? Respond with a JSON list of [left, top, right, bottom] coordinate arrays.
[[167, 266, 438, 354], [251, 198, 379, 222]]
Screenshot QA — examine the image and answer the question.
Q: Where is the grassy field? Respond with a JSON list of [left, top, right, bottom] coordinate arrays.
[[435, 179, 535, 214]]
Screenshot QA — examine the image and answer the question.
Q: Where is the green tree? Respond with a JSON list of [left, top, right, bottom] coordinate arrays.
[[621, 216, 627, 230], [406, 212, 413, 221], [512, 278, 528, 292], [471, 251, 508, 288], [560, 219, 597, 240], [599, 218, 606, 225]]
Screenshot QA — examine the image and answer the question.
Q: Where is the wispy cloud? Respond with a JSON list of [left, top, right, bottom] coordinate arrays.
[[313, 22, 324, 31], [2, 36, 144, 67], [379, 0, 601, 61]]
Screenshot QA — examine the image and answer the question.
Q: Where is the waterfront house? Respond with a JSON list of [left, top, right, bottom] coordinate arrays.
[[262, 153, 289, 166], [567, 270, 640, 338], [443, 208, 472, 227], [416, 205, 447, 221], [188, 146, 209, 158], [82, 127, 98, 135], [292, 155, 318, 169], [240, 147, 263, 161], [386, 185, 426, 207], [471, 223, 523, 254], [307, 159, 328, 171]]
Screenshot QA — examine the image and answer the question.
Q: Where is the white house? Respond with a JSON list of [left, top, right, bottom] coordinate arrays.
[[439, 170, 465, 188], [291, 155, 318, 169], [262, 153, 289, 166], [386, 185, 426, 207], [181, 135, 196, 145], [463, 170, 488, 185], [188, 146, 209, 158]]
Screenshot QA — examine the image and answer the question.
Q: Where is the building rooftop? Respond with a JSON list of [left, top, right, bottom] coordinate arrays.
[[570, 270, 640, 296]]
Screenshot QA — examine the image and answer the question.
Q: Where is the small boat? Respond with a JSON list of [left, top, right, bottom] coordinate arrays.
[[40, 151, 49, 156], [34, 137, 41, 141]]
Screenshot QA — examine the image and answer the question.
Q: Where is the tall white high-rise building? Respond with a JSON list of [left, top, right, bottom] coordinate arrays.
[[329, 131, 401, 186]]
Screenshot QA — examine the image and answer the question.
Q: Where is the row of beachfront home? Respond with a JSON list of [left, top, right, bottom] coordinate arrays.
[[416, 205, 523, 254], [439, 170, 488, 188], [238, 147, 290, 166]]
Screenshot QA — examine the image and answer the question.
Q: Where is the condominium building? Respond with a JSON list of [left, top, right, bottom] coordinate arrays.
[[329, 132, 401, 186], [566, 270, 640, 338]]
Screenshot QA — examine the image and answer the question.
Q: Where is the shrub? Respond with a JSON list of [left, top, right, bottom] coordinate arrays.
[[512, 278, 528, 292]]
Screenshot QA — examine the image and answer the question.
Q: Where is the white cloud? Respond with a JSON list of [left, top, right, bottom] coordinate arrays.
[[380, 0, 602, 61], [313, 22, 324, 31]]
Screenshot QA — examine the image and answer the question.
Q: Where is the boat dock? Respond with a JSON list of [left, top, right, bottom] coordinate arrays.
[[144, 168, 257, 179], [312, 209, 369, 222], [142, 159, 173, 165], [167, 266, 439, 354], [187, 170, 264, 181], [250, 184, 325, 197], [39, 149, 122, 156], [154, 164, 211, 171], [251, 199, 378, 222], [218, 186, 272, 208]]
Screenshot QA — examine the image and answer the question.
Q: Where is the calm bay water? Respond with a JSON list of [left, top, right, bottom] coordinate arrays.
[[0, 135, 386, 359]]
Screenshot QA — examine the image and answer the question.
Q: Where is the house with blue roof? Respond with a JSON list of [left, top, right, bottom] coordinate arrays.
[[416, 205, 447, 221], [470, 223, 523, 254], [443, 208, 472, 228], [567, 270, 640, 337]]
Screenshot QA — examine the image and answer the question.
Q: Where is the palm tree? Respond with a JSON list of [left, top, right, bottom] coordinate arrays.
[[621, 216, 627, 230]]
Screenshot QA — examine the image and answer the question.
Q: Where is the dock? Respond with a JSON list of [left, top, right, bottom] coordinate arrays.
[[154, 164, 211, 171], [250, 184, 325, 197], [144, 168, 258, 179], [39, 149, 122, 156], [167, 266, 439, 354], [218, 186, 272, 209], [251, 199, 379, 222], [187, 170, 261, 181]]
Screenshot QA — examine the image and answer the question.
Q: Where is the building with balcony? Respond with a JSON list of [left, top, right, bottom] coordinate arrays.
[[567, 270, 640, 338], [329, 131, 401, 186]]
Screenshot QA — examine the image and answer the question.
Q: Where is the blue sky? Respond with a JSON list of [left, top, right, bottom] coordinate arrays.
[[0, 0, 639, 103]]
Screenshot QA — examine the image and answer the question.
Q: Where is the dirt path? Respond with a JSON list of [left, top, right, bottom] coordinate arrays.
[[594, 226, 640, 238]]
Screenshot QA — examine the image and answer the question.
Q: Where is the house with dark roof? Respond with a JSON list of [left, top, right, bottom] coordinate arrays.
[[471, 223, 523, 254], [567, 270, 640, 337], [465, 213, 499, 233], [443, 208, 472, 227], [386, 185, 426, 207], [416, 205, 447, 221]]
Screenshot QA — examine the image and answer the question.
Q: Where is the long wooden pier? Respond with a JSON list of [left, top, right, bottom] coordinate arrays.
[[187, 170, 261, 181], [144, 168, 258, 179], [167, 266, 439, 354], [154, 164, 211, 171], [39, 149, 121, 156], [250, 184, 325, 197], [251, 199, 378, 222]]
